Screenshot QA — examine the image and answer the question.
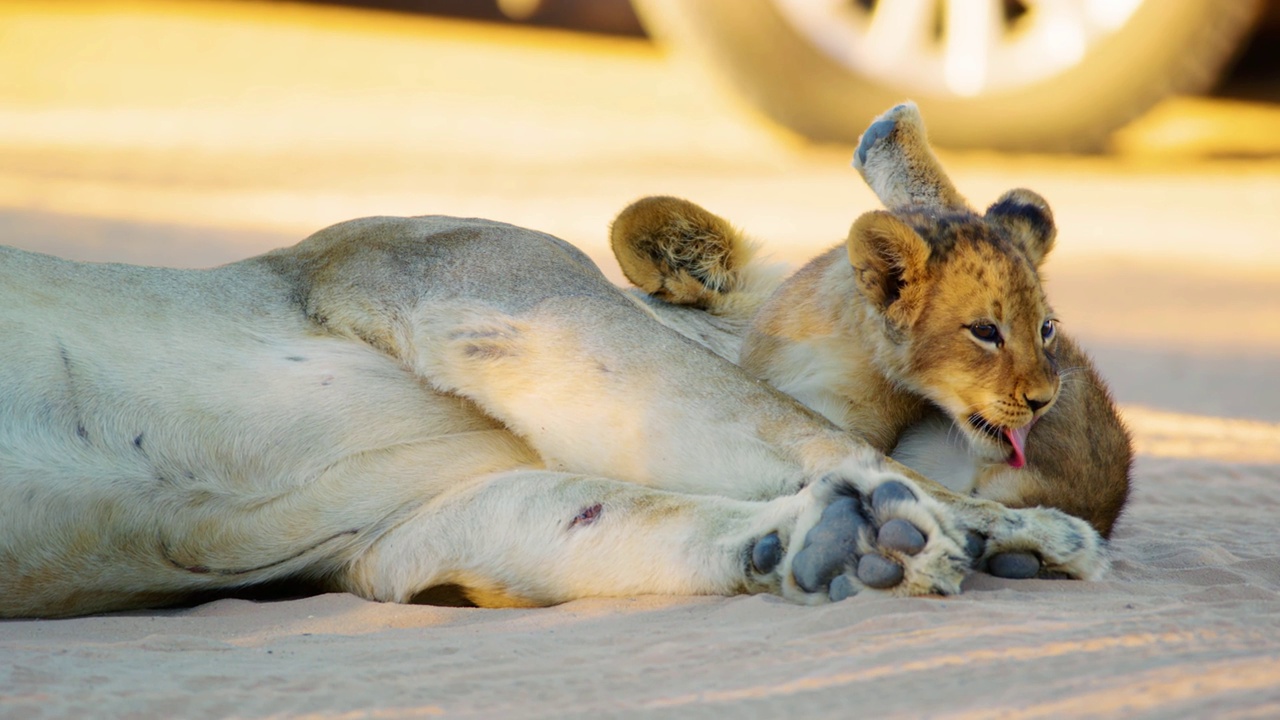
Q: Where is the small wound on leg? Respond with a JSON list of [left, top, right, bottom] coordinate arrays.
[[570, 503, 603, 529]]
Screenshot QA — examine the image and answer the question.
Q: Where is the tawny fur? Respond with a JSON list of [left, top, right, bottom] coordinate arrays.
[[611, 103, 1131, 543], [1, 105, 1115, 618], [2, 208, 1110, 618]]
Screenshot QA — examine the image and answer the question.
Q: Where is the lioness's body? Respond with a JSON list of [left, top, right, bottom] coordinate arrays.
[[2, 104, 1117, 618], [1, 228, 539, 615], [2, 214, 1109, 618]]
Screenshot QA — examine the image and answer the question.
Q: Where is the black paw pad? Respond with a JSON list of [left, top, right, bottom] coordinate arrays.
[[877, 518, 926, 556], [751, 533, 783, 574], [856, 119, 898, 165], [829, 574, 858, 603], [987, 551, 1041, 579], [964, 531, 987, 564], [792, 497, 867, 593], [857, 554, 904, 589], [871, 480, 916, 515]]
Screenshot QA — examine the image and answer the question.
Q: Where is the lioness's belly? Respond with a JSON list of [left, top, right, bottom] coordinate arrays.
[[0, 246, 519, 614]]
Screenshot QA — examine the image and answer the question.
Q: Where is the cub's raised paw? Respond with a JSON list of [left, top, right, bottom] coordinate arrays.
[[756, 474, 970, 603]]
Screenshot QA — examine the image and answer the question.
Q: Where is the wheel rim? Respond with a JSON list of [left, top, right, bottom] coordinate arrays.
[[770, 0, 1147, 97]]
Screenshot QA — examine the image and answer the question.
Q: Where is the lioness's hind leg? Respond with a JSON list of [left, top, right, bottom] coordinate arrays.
[[341, 467, 967, 606], [408, 296, 818, 499], [852, 102, 969, 212]]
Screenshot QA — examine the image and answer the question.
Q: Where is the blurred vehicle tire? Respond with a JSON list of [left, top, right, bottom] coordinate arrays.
[[632, 0, 1264, 151]]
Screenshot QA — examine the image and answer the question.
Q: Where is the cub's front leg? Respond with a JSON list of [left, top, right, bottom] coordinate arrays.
[[340, 467, 970, 606]]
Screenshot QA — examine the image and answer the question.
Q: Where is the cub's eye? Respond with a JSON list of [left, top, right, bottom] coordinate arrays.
[[1041, 319, 1056, 342], [969, 323, 1002, 344]]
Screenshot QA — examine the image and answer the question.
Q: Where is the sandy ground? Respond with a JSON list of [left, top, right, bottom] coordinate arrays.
[[2, 2, 1280, 717]]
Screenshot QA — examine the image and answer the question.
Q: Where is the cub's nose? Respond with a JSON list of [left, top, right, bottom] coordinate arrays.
[[1025, 395, 1051, 413]]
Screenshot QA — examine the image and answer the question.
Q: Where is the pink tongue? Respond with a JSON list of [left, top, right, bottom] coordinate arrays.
[[1003, 424, 1031, 469]]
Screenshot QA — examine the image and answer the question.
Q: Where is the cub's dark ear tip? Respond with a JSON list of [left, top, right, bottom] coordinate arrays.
[[985, 189, 1055, 241], [987, 189, 1053, 219]]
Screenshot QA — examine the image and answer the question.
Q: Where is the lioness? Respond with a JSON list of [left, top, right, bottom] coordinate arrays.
[[611, 104, 1131, 569], [0, 113, 1105, 619]]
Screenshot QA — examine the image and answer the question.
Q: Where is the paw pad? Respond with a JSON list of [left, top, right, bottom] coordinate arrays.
[[855, 118, 898, 166], [752, 532, 783, 574], [829, 574, 858, 602], [791, 496, 866, 593], [871, 480, 916, 514], [857, 554, 904, 589], [877, 518, 926, 555], [986, 551, 1041, 579], [789, 483, 933, 597], [964, 530, 986, 564]]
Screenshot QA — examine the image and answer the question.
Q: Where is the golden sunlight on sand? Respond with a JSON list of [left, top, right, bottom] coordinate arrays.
[[1122, 406, 1280, 464]]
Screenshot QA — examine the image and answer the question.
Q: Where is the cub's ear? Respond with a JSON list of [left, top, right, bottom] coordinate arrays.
[[610, 196, 749, 308], [985, 188, 1056, 267], [847, 210, 931, 316]]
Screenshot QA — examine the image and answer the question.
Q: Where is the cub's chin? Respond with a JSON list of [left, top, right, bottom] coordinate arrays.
[[889, 413, 982, 496], [890, 405, 1039, 497], [962, 413, 1021, 464]]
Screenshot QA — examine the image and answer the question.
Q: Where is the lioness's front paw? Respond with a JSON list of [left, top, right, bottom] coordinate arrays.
[[975, 507, 1109, 581], [758, 474, 969, 602]]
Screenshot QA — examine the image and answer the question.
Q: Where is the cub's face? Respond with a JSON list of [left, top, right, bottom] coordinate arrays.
[[847, 189, 1059, 466], [907, 239, 1059, 466]]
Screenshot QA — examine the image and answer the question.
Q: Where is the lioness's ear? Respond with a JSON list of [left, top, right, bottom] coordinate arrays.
[[985, 189, 1056, 267], [610, 196, 749, 308], [847, 211, 931, 313]]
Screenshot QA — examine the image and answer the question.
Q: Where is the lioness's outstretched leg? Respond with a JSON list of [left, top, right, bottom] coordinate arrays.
[[280, 216, 973, 601], [404, 300, 980, 599], [341, 467, 969, 605]]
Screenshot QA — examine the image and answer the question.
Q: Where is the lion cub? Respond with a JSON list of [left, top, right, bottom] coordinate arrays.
[[611, 103, 1131, 540]]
